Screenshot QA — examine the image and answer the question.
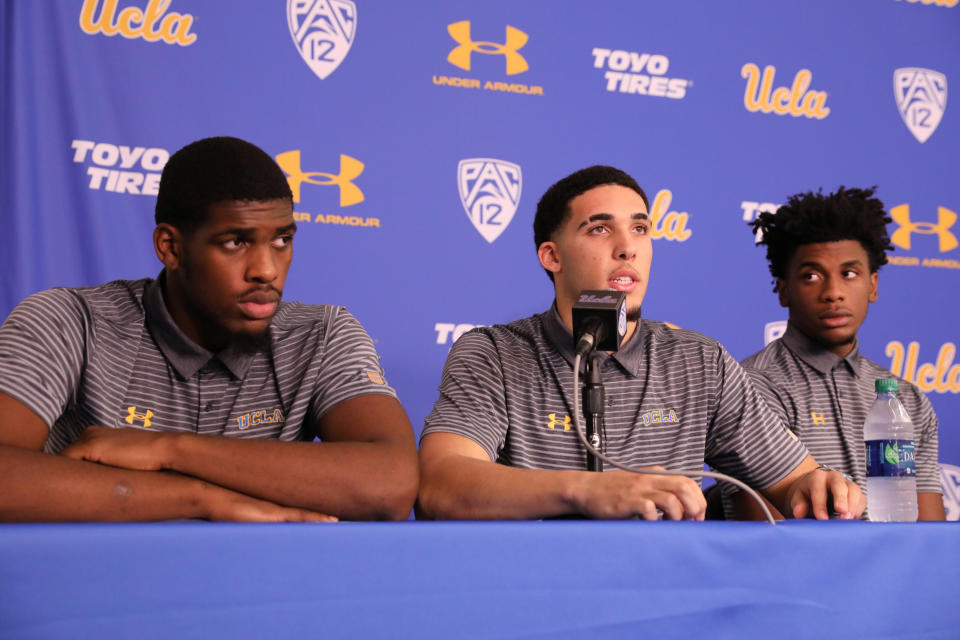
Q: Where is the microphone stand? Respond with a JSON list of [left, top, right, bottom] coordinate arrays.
[[582, 351, 605, 472]]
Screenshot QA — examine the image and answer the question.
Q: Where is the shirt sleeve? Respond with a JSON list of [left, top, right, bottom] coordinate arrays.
[[307, 307, 397, 425], [421, 329, 509, 462], [906, 385, 942, 495], [0, 288, 88, 428], [705, 345, 809, 490]]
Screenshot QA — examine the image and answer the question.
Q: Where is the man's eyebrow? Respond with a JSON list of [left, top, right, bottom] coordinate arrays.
[[212, 223, 298, 237], [576, 212, 649, 230], [277, 222, 298, 234]]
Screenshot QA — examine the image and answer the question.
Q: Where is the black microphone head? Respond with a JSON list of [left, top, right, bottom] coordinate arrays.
[[572, 290, 627, 353]]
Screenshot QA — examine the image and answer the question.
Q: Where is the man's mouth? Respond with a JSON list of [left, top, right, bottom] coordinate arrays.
[[608, 271, 638, 292], [238, 291, 280, 320], [819, 311, 852, 328]]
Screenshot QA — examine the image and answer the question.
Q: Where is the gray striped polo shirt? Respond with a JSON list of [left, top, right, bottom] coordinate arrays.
[[0, 277, 396, 453], [727, 323, 941, 504], [422, 307, 809, 488]]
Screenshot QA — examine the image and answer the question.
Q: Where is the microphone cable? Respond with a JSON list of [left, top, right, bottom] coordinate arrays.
[[572, 352, 777, 525]]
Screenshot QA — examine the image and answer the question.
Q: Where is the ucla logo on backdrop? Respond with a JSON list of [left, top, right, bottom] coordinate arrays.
[[79, 0, 196, 45], [940, 464, 960, 521], [457, 158, 522, 243], [897, 0, 958, 7], [125, 406, 154, 428], [648, 189, 692, 241], [71, 139, 170, 196], [591, 48, 692, 100], [894, 68, 947, 144], [740, 200, 782, 243], [886, 340, 960, 393], [433, 21, 543, 96], [764, 320, 787, 346], [435, 323, 486, 345], [886, 203, 959, 271], [287, 0, 357, 80], [741, 63, 830, 120], [275, 150, 379, 228]]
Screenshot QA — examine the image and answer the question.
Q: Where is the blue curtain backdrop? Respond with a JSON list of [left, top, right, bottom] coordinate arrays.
[[2, 0, 958, 516]]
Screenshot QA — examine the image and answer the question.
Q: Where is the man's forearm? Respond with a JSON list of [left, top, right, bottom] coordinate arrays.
[[164, 435, 418, 521], [0, 444, 214, 521], [417, 455, 583, 520]]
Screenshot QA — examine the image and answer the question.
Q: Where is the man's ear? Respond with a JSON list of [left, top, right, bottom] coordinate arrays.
[[537, 241, 561, 276], [154, 223, 183, 271], [776, 278, 789, 308], [868, 271, 879, 303]]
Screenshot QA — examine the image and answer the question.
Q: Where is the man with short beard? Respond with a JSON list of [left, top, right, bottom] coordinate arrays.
[[417, 165, 864, 521], [0, 136, 418, 522]]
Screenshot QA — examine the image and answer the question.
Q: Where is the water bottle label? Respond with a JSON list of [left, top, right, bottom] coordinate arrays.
[[865, 439, 916, 477]]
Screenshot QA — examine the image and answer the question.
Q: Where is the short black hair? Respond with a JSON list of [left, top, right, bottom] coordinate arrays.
[[533, 165, 649, 281], [155, 136, 293, 230], [752, 186, 893, 287]]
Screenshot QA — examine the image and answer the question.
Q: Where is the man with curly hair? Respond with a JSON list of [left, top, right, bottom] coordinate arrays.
[[726, 186, 944, 520]]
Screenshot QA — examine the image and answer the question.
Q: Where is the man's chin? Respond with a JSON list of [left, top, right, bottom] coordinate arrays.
[[228, 327, 272, 355]]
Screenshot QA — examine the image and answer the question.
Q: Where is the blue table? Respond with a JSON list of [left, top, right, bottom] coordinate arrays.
[[1, 521, 956, 639]]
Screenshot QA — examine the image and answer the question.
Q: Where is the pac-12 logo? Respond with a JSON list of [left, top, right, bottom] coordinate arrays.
[[287, 0, 357, 80], [764, 320, 787, 346], [457, 158, 522, 243], [894, 68, 947, 143], [940, 463, 960, 521]]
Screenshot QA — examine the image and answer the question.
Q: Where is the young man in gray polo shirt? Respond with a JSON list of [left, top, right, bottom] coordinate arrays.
[[418, 166, 864, 521], [0, 137, 418, 522], [725, 187, 944, 520]]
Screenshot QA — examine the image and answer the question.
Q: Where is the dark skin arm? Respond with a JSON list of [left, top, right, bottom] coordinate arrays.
[[62, 394, 419, 521], [0, 393, 333, 522]]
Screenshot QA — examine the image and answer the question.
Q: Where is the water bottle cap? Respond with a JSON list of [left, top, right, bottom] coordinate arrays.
[[875, 378, 899, 393]]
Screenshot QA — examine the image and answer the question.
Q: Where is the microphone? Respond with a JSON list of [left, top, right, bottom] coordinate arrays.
[[572, 290, 627, 356]]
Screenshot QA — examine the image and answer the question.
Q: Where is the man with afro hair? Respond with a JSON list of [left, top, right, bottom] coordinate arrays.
[[725, 186, 944, 520]]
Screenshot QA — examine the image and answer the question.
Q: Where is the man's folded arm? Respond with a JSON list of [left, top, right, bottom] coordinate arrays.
[[0, 393, 332, 522], [61, 394, 420, 521]]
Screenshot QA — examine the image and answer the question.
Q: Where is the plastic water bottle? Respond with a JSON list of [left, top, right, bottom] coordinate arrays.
[[864, 378, 917, 522]]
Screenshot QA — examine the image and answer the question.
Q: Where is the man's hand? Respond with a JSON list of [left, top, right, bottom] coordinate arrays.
[[785, 467, 866, 520], [569, 468, 707, 520], [201, 484, 338, 523], [60, 426, 174, 471]]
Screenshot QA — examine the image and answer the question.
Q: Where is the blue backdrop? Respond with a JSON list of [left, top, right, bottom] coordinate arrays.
[[2, 0, 958, 517]]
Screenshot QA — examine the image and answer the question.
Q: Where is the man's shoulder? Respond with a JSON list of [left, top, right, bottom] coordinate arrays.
[[13, 279, 148, 327], [642, 320, 723, 353], [271, 301, 340, 329], [741, 339, 786, 371]]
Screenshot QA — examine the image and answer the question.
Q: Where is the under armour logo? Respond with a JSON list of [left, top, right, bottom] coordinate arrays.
[[125, 406, 154, 428], [447, 21, 529, 75], [890, 204, 959, 252], [275, 150, 364, 206], [546, 413, 571, 431], [811, 412, 826, 426]]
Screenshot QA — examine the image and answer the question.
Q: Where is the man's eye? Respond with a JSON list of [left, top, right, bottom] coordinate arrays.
[[801, 272, 820, 281], [273, 235, 293, 248], [588, 225, 608, 235], [223, 239, 243, 249], [634, 224, 649, 235]]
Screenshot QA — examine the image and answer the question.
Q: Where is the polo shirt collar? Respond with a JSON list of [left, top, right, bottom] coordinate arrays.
[[543, 303, 644, 375], [143, 274, 255, 380], [781, 321, 862, 377]]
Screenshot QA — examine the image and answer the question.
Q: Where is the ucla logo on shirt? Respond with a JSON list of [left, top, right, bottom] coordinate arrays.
[[236, 408, 285, 431], [886, 203, 959, 271], [546, 413, 572, 431], [639, 408, 679, 427], [275, 149, 380, 228], [125, 406, 154, 428], [457, 158, 522, 243], [939, 463, 960, 521], [894, 68, 947, 143], [287, 0, 357, 80]]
